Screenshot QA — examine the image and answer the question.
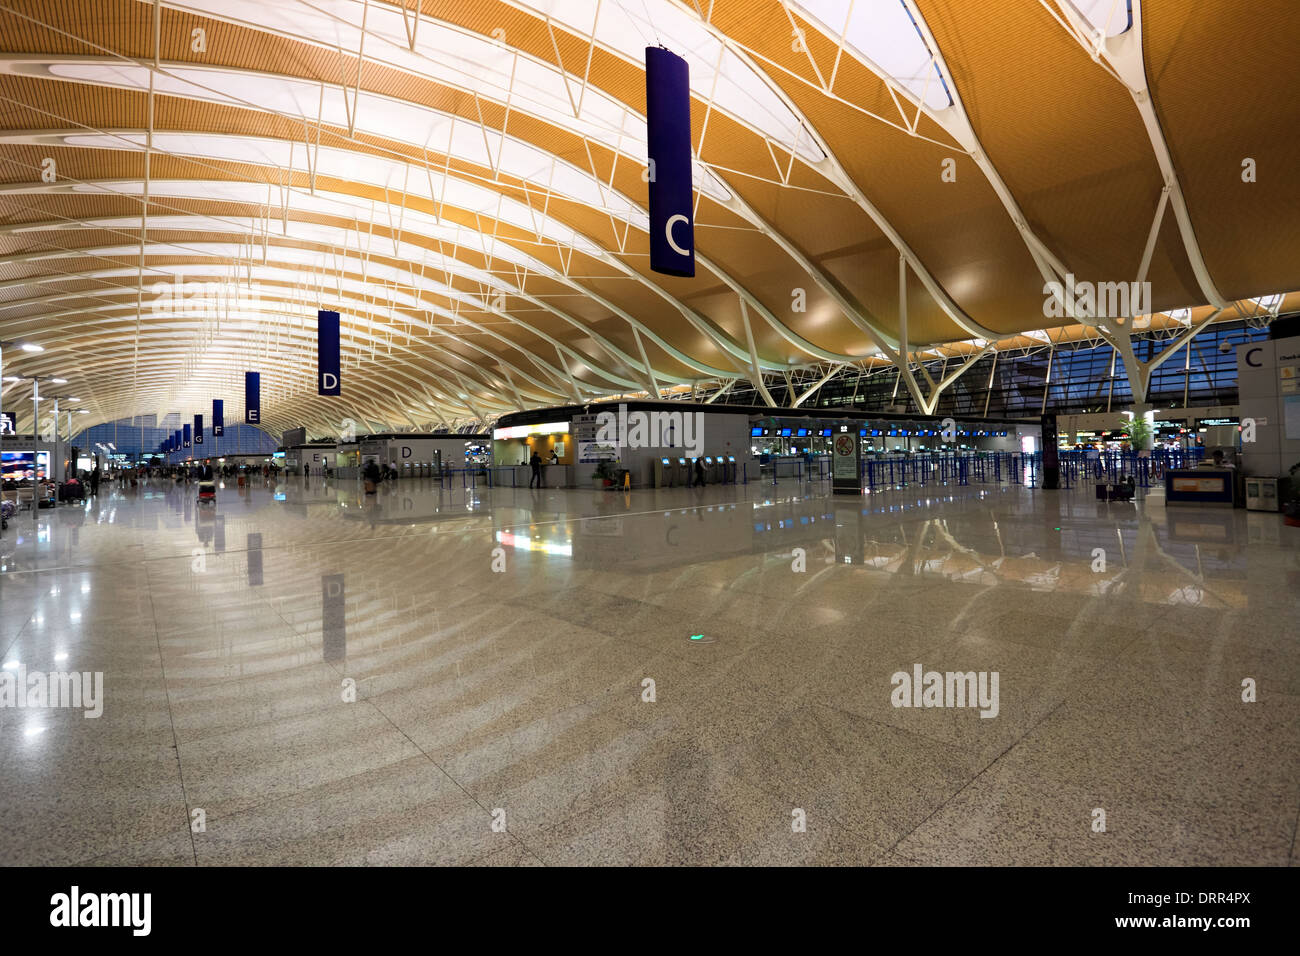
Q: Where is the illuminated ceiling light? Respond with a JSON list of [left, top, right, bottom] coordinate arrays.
[[21, 343, 44, 353]]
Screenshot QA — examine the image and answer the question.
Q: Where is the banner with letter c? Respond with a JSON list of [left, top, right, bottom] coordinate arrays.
[[645, 46, 694, 278], [318, 310, 341, 396]]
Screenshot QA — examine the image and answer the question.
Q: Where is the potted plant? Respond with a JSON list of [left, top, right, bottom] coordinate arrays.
[[1284, 460, 1300, 528], [591, 459, 616, 489], [1118, 414, 1153, 453]]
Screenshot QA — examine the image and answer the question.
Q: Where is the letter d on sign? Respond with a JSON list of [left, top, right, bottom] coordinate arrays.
[[318, 310, 341, 396]]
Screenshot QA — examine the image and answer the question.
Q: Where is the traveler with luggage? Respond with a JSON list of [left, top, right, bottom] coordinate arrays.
[[363, 459, 381, 495]]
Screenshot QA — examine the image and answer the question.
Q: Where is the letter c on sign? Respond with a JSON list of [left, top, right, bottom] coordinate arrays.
[[665, 214, 690, 257], [1246, 347, 1263, 368]]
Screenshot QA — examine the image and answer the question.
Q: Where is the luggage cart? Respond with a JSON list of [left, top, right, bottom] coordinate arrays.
[[197, 479, 217, 505]]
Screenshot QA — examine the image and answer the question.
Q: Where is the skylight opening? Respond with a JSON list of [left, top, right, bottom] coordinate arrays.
[[790, 0, 954, 110], [60, 132, 623, 252], [1074, 0, 1134, 39], [158, 1, 737, 196]]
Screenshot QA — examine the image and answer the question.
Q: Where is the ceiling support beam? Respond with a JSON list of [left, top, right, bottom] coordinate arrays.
[[1046, 0, 1227, 309], [738, 299, 778, 407], [790, 363, 843, 408]]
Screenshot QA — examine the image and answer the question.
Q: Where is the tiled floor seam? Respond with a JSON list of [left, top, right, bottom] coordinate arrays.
[[869, 689, 1082, 860], [146, 558, 201, 867], [356, 693, 548, 863]]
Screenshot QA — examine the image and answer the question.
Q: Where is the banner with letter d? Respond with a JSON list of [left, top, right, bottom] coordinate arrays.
[[318, 310, 341, 396]]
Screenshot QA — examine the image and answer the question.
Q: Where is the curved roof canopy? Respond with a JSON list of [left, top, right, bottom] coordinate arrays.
[[1, 0, 1297, 434]]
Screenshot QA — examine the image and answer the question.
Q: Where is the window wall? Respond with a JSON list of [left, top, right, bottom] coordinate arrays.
[[803, 319, 1270, 417], [72, 414, 278, 461]]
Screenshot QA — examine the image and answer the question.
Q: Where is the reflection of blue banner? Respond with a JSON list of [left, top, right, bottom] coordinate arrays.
[[245, 372, 260, 424], [645, 47, 694, 278], [213, 399, 224, 436], [322, 574, 346, 662], [318, 310, 341, 396], [248, 533, 263, 586], [194, 414, 204, 445], [183, 423, 192, 448]]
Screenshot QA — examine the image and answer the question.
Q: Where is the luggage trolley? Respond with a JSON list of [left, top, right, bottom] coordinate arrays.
[[197, 479, 217, 505]]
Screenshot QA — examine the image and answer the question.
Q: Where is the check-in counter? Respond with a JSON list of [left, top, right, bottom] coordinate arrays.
[[1164, 468, 1235, 507]]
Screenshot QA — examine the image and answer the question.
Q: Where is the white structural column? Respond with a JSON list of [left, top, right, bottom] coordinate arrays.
[[1047, 0, 1227, 310], [890, 255, 993, 415]]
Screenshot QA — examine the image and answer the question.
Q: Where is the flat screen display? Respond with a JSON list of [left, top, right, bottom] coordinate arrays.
[[2, 450, 50, 481]]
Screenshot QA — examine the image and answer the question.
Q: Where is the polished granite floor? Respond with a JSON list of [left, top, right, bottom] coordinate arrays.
[[1, 473, 1297, 866]]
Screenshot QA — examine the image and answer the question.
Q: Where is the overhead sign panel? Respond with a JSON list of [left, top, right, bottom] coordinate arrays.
[[645, 47, 694, 278], [318, 310, 341, 396], [245, 372, 260, 425]]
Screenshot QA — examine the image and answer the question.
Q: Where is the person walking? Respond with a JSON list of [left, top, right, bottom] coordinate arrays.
[[529, 451, 543, 489], [363, 458, 381, 495], [692, 457, 705, 488], [89, 464, 101, 497]]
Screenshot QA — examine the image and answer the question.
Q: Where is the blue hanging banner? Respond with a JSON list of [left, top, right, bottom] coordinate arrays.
[[318, 310, 341, 396], [245, 372, 261, 425], [645, 46, 694, 278], [183, 423, 192, 448], [174, 429, 182, 451], [213, 399, 224, 437], [194, 414, 204, 445]]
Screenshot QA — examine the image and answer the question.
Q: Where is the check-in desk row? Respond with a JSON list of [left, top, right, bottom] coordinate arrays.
[[397, 461, 441, 477], [651, 455, 738, 486]]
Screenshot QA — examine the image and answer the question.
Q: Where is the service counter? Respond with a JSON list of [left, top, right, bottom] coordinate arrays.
[[1164, 468, 1236, 507]]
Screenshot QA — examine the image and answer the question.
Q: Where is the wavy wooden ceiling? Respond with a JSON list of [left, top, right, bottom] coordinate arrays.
[[0, 0, 1295, 435]]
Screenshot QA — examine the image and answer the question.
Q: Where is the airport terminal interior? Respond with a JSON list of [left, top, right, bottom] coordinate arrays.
[[1, 0, 1297, 868]]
